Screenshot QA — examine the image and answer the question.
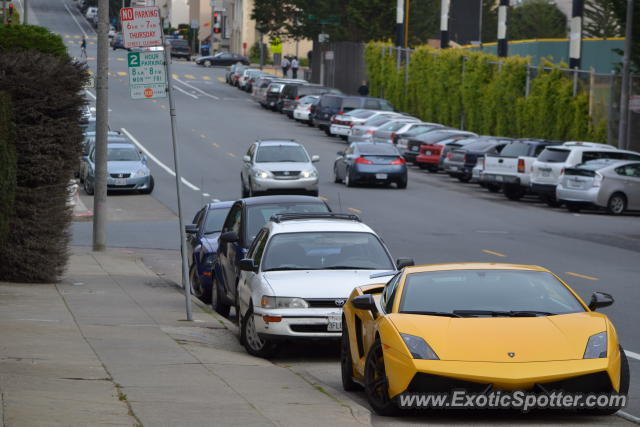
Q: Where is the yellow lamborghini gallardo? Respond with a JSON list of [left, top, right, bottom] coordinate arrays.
[[341, 263, 629, 415]]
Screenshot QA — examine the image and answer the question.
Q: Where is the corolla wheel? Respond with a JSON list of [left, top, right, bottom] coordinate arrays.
[[364, 339, 397, 416], [242, 306, 277, 358]]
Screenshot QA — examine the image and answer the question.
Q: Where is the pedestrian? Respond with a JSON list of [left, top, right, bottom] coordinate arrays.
[[281, 56, 290, 78], [357, 80, 369, 96], [80, 36, 87, 60], [290, 56, 299, 79]]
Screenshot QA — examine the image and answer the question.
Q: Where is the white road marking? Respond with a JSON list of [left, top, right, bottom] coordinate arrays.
[[173, 77, 220, 100], [202, 193, 210, 197], [120, 128, 200, 191], [62, 1, 89, 38], [85, 90, 96, 100], [618, 411, 640, 424], [625, 349, 640, 361], [173, 85, 198, 99]]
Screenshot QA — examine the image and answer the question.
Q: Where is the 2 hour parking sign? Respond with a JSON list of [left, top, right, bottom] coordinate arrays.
[[127, 51, 167, 99], [120, 6, 162, 48]]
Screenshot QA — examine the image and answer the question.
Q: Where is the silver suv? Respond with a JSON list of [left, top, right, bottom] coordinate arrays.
[[241, 140, 320, 197]]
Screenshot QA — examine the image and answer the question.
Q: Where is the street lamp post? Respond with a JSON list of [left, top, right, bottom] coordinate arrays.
[[618, 0, 634, 150]]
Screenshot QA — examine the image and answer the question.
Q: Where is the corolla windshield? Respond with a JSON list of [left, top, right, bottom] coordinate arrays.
[[108, 147, 140, 161], [262, 232, 394, 271], [399, 270, 586, 317], [255, 145, 309, 163]]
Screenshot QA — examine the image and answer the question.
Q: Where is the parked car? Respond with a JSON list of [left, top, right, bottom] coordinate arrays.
[[186, 201, 234, 304], [280, 84, 340, 118], [414, 134, 477, 171], [78, 132, 125, 179], [237, 212, 413, 357], [226, 63, 248, 84], [110, 33, 129, 51], [557, 159, 640, 214], [443, 136, 513, 182], [82, 142, 153, 195], [481, 139, 560, 199], [292, 95, 320, 125], [241, 140, 320, 197], [530, 142, 640, 206], [393, 123, 446, 152], [404, 129, 475, 164], [371, 119, 425, 144], [166, 38, 191, 60], [85, 6, 97, 20], [349, 114, 414, 143], [252, 75, 279, 101], [312, 95, 394, 134], [330, 109, 392, 139], [239, 69, 268, 92], [108, 25, 116, 39], [196, 52, 249, 66], [211, 196, 331, 317], [333, 142, 408, 188], [341, 263, 628, 416]]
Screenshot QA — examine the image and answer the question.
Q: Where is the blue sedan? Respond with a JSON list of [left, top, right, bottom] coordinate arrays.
[[186, 201, 233, 304], [333, 142, 408, 188]]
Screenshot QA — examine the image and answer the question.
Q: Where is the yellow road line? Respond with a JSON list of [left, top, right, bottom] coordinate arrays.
[[212, 143, 220, 148], [73, 35, 81, 39], [347, 207, 363, 214], [319, 196, 329, 202], [89, 41, 95, 45], [88, 71, 94, 75], [200, 134, 206, 139], [64, 34, 71, 38], [117, 71, 127, 76], [87, 57, 96, 60], [184, 74, 195, 79], [217, 77, 225, 82], [68, 40, 76, 44], [482, 249, 507, 257], [116, 57, 125, 61], [160, 105, 166, 109], [172, 73, 179, 79], [202, 76, 211, 81], [566, 272, 599, 281], [227, 152, 236, 158]]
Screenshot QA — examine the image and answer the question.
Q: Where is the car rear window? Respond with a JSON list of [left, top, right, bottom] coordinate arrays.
[[342, 98, 363, 110], [358, 144, 400, 155], [582, 151, 640, 162], [499, 141, 534, 157], [537, 148, 570, 163], [169, 39, 189, 48], [321, 96, 342, 108]]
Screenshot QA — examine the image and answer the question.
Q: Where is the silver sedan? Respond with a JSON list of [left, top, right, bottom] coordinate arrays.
[[556, 159, 640, 214], [82, 143, 154, 195], [241, 140, 320, 197]]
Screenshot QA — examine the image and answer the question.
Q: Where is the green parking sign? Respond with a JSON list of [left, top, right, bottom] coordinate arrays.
[[128, 52, 140, 67], [127, 51, 167, 99]]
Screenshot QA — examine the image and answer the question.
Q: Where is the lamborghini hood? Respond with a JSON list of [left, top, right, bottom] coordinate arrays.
[[388, 312, 608, 363]]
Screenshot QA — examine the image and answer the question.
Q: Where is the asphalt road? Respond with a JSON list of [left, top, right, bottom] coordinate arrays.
[[32, 0, 640, 423]]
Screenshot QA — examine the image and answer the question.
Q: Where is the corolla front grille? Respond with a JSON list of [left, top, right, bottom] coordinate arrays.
[[305, 298, 347, 308]]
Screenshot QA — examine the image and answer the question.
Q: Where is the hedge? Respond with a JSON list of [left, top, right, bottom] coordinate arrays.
[[365, 42, 603, 142], [0, 92, 17, 245]]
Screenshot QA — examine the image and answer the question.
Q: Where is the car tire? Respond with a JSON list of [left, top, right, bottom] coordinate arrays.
[[566, 202, 582, 213], [541, 195, 562, 208], [457, 174, 471, 183], [418, 163, 428, 170], [364, 338, 398, 416], [504, 185, 524, 201], [84, 177, 94, 195], [345, 169, 355, 187], [241, 304, 278, 358], [324, 128, 332, 137], [308, 190, 319, 197], [427, 166, 438, 173], [211, 276, 231, 317], [341, 321, 363, 391], [340, 135, 348, 141], [190, 264, 212, 304], [397, 178, 407, 189], [140, 176, 154, 194], [607, 193, 626, 215], [241, 174, 249, 198], [204, 60, 212, 67], [333, 165, 342, 183], [486, 183, 501, 193], [306, 121, 314, 127]]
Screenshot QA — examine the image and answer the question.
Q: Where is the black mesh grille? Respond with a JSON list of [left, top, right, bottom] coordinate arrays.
[[306, 298, 345, 308], [272, 171, 300, 177], [110, 173, 131, 178], [537, 371, 612, 393]]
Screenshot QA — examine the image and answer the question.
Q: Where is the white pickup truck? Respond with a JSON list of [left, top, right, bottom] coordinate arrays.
[[481, 139, 560, 200]]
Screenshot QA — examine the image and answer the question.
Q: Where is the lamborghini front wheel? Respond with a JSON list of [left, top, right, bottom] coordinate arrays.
[[364, 338, 398, 416]]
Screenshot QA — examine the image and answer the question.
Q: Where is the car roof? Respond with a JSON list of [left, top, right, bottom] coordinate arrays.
[[256, 140, 300, 147], [404, 263, 550, 274], [108, 142, 137, 149], [515, 138, 561, 145], [544, 144, 637, 154], [240, 195, 326, 206], [267, 217, 376, 235], [574, 159, 637, 169]]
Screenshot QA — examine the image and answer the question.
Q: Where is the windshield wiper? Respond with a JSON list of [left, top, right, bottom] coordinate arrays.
[[453, 310, 556, 317], [325, 266, 372, 270], [262, 267, 319, 272], [400, 310, 462, 318]]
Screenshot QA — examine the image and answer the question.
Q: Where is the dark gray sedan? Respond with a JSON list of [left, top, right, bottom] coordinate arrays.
[[333, 142, 407, 188]]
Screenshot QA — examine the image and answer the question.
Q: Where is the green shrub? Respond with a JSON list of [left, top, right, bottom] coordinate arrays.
[[0, 25, 67, 57], [0, 92, 17, 245]]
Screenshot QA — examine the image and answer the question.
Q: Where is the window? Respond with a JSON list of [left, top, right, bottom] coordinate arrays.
[[364, 99, 380, 109], [204, 207, 231, 234], [255, 145, 309, 163], [357, 143, 400, 155], [615, 164, 640, 177], [499, 141, 534, 157], [537, 148, 570, 163], [245, 202, 329, 243], [192, 208, 204, 228], [223, 204, 242, 234], [107, 147, 140, 161], [534, 144, 550, 156], [382, 274, 401, 313], [251, 231, 269, 266], [321, 96, 342, 108], [247, 144, 256, 159], [342, 98, 362, 110]]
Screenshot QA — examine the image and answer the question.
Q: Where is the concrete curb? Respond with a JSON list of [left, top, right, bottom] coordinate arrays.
[[72, 192, 93, 220]]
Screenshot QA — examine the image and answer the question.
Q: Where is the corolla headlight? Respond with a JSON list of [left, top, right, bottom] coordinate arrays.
[[300, 169, 317, 178], [254, 170, 272, 179], [133, 168, 149, 177], [260, 296, 309, 309], [400, 333, 439, 360], [583, 331, 607, 359]]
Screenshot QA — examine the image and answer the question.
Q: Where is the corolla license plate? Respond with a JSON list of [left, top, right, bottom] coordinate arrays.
[[376, 173, 388, 180], [328, 314, 342, 332], [115, 178, 127, 185]]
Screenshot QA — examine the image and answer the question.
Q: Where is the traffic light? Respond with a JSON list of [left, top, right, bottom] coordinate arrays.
[[8, 3, 14, 16], [213, 12, 221, 34]]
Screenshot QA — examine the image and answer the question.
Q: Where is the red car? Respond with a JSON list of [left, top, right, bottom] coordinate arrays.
[[415, 135, 474, 172]]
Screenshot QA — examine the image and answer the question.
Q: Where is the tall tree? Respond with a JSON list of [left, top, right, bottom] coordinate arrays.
[[609, 0, 640, 71], [508, 0, 567, 40], [584, 0, 623, 37], [406, 0, 440, 45]]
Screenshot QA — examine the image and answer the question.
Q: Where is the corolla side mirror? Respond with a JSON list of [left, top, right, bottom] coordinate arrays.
[[220, 231, 239, 243], [243, 155, 251, 163], [311, 155, 320, 163], [351, 294, 378, 317], [185, 224, 197, 234], [396, 258, 414, 269], [588, 292, 614, 311], [239, 258, 257, 272]]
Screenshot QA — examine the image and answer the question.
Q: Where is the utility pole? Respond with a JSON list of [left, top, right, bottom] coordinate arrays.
[[23, 0, 27, 23], [3, 0, 7, 25], [396, 0, 404, 47], [497, 0, 509, 57], [92, 0, 109, 251], [404, 0, 410, 48], [568, 0, 584, 69], [440, 0, 450, 49], [618, 0, 634, 150]]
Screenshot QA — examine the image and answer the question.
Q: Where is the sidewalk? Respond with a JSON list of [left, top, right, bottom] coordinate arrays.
[[0, 247, 369, 427]]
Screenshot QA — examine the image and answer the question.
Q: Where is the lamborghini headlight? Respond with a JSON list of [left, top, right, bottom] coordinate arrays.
[[400, 333, 439, 360], [254, 170, 272, 179], [583, 331, 607, 359], [300, 169, 317, 178], [260, 296, 309, 309]]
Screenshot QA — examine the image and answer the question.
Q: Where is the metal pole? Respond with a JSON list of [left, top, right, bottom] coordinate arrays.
[[569, 0, 584, 69], [618, 0, 634, 150], [572, 67, 579, 96], [162, 29, 193, 321], [405, 0, 410, 48], [3, 0, 7, 25], [607, 71, 616, 145], [92, 0, 109, 251], [396, 0, 404, 47], [497, 0, 509, 57], [23, 0, 27, 24], [440, 0, 450, 49], [478, 0, 483, 48]]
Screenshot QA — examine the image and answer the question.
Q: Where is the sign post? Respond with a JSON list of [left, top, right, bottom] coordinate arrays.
[[120, 7, 193, 321]]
